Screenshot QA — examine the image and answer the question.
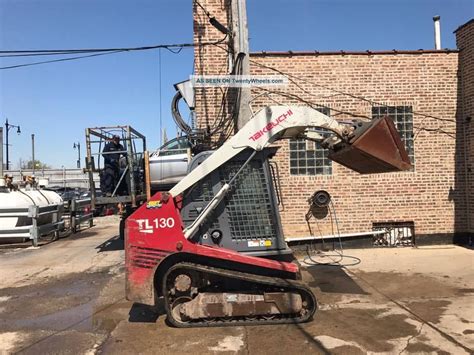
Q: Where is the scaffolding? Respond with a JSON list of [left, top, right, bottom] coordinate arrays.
[[85, 126, 148, 209]]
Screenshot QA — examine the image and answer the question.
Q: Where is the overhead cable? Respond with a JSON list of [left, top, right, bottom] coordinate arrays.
[[194, 0, 212, 19], [0, 39, 225, 56], [0, 50, 125, 70], [0, 37, 227, 70], [249, 59, 456, 124], [253, 87, 455, 140]]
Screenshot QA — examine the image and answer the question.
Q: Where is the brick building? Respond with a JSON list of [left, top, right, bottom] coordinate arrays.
[[456, 19, 474, 239], [193, 1, 473, 244]]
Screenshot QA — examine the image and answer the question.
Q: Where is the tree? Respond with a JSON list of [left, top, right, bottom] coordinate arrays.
[[21, 160, 51, 170]]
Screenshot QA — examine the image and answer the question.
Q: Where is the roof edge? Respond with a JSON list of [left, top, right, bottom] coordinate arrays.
[[250, 49, 459, 57], [454, 18, 474, 33]]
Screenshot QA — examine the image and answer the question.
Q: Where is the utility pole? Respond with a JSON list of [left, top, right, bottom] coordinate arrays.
[[231, 0, 252, 130], [31, 134, 35, 174], [0, 127, 3, 176], [5, 118, 21, 171]]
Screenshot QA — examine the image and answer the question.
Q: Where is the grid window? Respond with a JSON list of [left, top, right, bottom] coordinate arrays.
[[372, 106, 415, 164], [289, 107, 332, 175], [219, 161, 277, 241]]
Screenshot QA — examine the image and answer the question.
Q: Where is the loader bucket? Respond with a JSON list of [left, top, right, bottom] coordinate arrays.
[[328, 116, 412, 174]]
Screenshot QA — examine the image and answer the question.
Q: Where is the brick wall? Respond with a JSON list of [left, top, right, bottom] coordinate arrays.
[[456, 19, 474, 234], [193, 0, 234, 140], [249, 53, 461, 238], [194, 1, 467, 240]]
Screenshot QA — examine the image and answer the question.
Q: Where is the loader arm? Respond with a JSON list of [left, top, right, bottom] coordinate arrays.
[[170, 106, 349, 197], [170, 105, 411, 198]]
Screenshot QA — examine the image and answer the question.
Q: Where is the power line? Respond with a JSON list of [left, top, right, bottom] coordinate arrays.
[[0, 42, 201, 55], [194, 0, 212, 19], [0, 37, 227, 70], [249, 59, 456, 124], [194, 0, 229, 35], [1, 46, 184, 57], [252, 87, 455, 140], [0, 50, 125, 70], [1, 51, 111, 58], [254, 87, 372, 120]]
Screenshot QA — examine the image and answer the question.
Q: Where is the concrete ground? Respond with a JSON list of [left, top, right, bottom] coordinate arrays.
[[0, 216, 472, 354]]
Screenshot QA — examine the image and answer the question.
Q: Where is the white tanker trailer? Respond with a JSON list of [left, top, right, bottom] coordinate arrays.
[[0, 177, 63, 241]]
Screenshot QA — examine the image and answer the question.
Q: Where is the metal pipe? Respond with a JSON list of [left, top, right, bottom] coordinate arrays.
[[236, 0, 245, 53], [285, 230, 385, 242], [96, 150, 129, 155], [144, 151, 151, 200], [126, 126, 137, 207], [85, 128, 96, 209], [433, 16, 441, 50], [112, 166, 128, 197]]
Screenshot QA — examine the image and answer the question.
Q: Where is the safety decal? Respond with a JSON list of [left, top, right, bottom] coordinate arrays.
[[247, 240, 272, 247], [146, 200, 162, 209]]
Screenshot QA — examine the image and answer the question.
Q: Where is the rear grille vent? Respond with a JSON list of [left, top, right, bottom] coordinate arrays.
[[129, 246, 170, 269]]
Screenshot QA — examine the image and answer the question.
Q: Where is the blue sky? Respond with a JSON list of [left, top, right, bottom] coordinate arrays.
[[0, 0, 472, 168]]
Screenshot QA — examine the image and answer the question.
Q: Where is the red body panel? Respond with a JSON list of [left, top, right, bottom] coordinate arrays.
[[125, 192, 299, 305]]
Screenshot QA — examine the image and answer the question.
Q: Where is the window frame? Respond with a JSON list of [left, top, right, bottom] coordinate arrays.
[[371, 105, 415, 166], [155, 137, 190, 157], [288, 107, 333, 176]]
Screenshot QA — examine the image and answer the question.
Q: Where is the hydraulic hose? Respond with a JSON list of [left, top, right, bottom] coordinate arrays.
[[171, 91, 193, 135]]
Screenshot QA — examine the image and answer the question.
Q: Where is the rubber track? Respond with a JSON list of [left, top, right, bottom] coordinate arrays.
[[163, 262, 317, 328]]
